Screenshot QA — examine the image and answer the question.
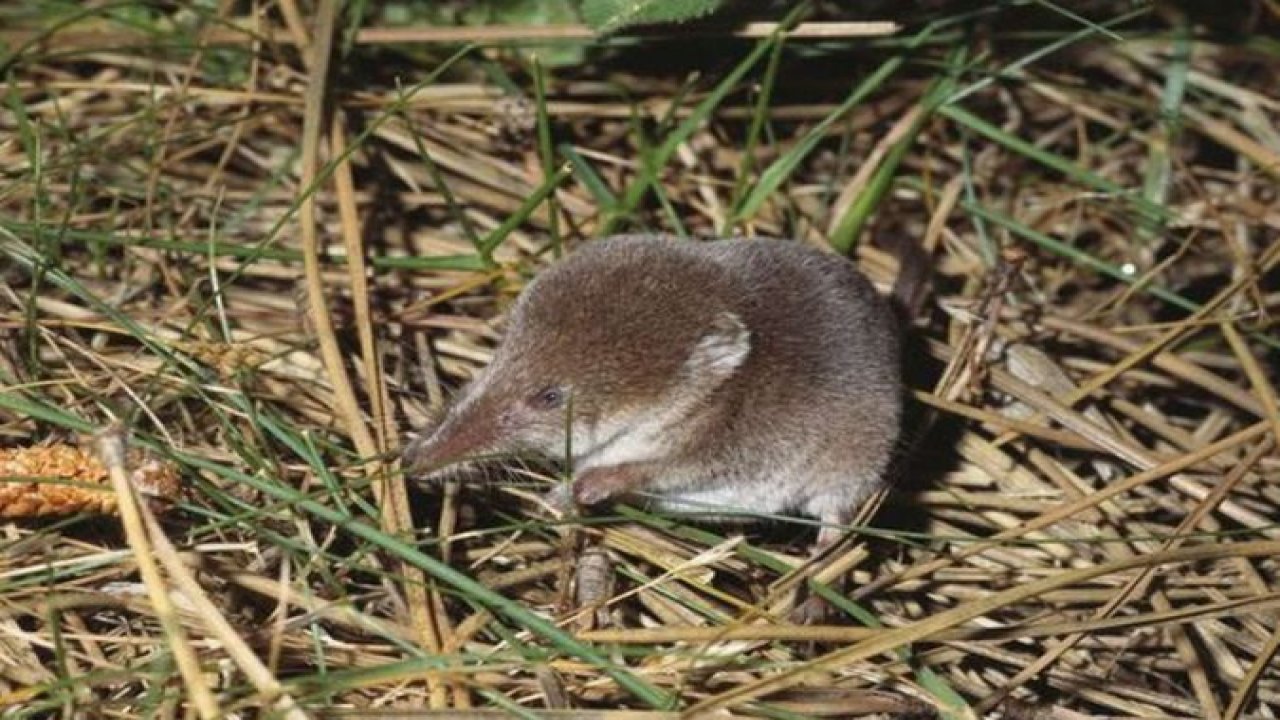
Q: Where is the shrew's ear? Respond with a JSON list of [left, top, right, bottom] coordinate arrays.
[[682, 311, 750, 384]]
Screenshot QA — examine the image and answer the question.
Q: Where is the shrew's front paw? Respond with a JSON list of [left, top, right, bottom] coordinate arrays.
[[572, 463, 650, 506], [544, 482, 576, 513]]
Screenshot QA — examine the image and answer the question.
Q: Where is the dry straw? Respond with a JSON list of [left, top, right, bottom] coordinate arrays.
[[1, 1, 1277, 717]]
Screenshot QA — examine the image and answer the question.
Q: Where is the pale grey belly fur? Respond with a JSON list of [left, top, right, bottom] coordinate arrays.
[[638, 467, 882, 523], [648, 480, 797, 519]]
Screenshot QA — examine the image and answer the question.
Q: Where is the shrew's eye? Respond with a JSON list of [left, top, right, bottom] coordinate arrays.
[[529, 386, 566, 410]]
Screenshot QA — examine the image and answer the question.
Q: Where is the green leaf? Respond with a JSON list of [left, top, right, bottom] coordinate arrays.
[[581, 0, 727, 35]]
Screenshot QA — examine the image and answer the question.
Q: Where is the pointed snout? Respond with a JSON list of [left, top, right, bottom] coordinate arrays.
[[402, 414, 494, 474]]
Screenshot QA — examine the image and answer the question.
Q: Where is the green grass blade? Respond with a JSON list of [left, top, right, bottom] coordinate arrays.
[[939, 104, 1168, 226], [731, 24, 934, 227], [558, 142, 618, 211], [602, 5, 809, 232], [479, 163, 572, 262], [1139, 16, 1190, 243], [829, 45, 962, 253]]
